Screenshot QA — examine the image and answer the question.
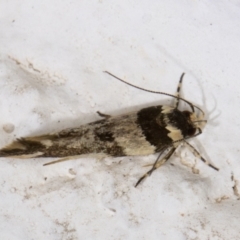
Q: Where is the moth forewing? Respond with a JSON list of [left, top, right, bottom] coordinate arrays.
[[0, 72, 218, 186]]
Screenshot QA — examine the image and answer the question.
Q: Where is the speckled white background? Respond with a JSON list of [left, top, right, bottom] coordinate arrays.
[[0, 1, 240, 239]]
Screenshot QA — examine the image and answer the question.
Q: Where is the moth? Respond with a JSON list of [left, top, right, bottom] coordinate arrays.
[[0, 72, 218, 186]]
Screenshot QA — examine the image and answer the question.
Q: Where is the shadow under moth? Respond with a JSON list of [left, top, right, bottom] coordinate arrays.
[[0, 72, 218, 186]]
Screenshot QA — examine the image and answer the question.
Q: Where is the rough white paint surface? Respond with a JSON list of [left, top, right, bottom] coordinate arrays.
[[0, 1, 240, 239]]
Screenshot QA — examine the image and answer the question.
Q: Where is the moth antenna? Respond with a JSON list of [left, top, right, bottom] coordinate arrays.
[[104, 71, 204, 115], [175, 72, 185, 109]]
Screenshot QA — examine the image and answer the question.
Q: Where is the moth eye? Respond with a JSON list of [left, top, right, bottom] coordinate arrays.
[[188, 127, 196, 136], [182, 110, 192, 118]]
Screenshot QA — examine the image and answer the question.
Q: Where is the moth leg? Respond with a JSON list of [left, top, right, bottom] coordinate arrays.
[[43, 155, 81, 166], [175, 73, 185, 108], [135, 147, 176, 187], [183, 140, 219, 171], [141, 147, 167, 168], [97, 111, 111, 119]]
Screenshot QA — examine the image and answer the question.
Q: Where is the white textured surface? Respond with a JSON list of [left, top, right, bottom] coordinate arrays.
[[0, 1, 240, 239]]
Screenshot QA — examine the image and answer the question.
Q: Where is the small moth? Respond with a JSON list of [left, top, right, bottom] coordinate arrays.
[[0, 72, 218, 186]]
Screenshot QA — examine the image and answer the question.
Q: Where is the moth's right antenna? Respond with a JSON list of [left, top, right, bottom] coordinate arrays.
[[104, 71, 203, 114]]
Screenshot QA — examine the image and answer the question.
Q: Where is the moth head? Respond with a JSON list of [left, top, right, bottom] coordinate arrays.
[[182, 110, 207, 136]]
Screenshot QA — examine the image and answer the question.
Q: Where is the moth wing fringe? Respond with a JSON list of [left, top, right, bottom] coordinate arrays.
[[0, 135, 55, 157]]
